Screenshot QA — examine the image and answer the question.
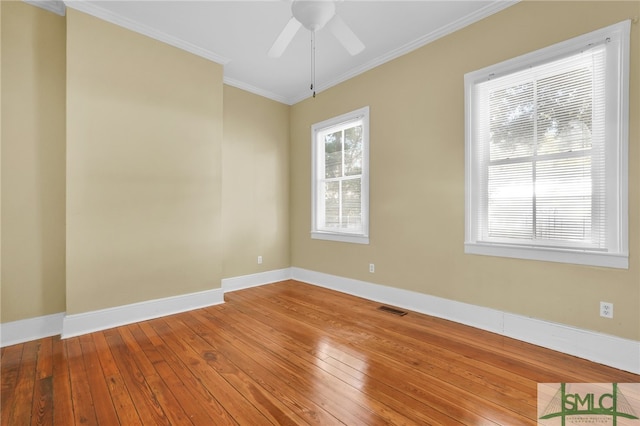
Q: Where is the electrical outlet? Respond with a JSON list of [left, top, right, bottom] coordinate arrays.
[[369, 263, 375, 273], [600, 301, 613, 319], [257, 256, 263, 265]]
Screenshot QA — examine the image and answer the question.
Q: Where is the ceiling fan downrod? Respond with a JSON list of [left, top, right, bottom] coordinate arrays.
[[311, 31, 316, 98]]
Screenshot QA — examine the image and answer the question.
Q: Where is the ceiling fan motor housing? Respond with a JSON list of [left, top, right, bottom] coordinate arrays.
[[292, 1, 336, 31]]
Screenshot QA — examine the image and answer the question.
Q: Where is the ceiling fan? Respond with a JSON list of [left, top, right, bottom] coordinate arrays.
[[268, 0, 365, 58]]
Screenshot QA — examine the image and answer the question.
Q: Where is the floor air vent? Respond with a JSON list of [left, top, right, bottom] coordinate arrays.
[[378, 306, 408, 316]]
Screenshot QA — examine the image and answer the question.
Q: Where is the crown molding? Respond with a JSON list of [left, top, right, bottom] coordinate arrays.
[[24, 0, 66, 16], [224, 77, 291, 105], [64, 0, 230, 65], [58, 0, 517, 105]]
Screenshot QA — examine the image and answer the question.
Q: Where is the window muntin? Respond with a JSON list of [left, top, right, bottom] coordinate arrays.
[[312, 107, 369, 244], [465, 21, 629, 268]]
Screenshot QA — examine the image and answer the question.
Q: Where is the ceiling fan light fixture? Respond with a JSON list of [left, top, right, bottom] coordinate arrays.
[[269, 0, 365, 97], [291, 1, 336, 32]]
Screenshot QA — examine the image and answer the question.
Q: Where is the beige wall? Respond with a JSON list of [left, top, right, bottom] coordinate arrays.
[[1, 2, 66, 322], [222, 85, 290, 278], [290, 1, 640, 341], [66, 9, 223, 314], [1, 0, 3, 320], [0, 4, 292, 322]]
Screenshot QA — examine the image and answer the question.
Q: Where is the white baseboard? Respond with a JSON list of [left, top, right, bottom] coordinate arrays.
[[4, 268, 639, 375], [501, 313, 640, 376], [291, 267, 640, 375], [62, 287, 224, 339], [1, 268, 290, 345], [1, 312, 65, 347], [62, 268, 291, 339], [222, 268, 292, 293]]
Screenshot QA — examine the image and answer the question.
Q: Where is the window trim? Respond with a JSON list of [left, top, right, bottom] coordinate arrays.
[[311, 106, 370, 245], [464, 21, 630, 269]]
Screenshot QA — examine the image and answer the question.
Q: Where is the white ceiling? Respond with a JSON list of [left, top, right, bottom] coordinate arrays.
[[63, 0, 517, 105]]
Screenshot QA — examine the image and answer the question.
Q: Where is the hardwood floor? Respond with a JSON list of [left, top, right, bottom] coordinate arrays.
[[2, 280, 638, 425]]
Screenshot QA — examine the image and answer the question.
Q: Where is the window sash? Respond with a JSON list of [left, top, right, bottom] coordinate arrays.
[[317, 177, 363, 233], [477, 49, 605, 248]]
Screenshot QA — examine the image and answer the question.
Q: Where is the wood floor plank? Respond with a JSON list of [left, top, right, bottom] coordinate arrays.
[[32, 377, 53, 426], [127, 323, 220, 425], [260, 281, 634, 384], [272, 285, 536, 414], [102, 328, 172, 425], [226, 281, 635, 425], [51, 337, 73, 425], [127, 324, 215, 425], [35, 337, 53, 380], [184, 308, 353, 425], [279, 280, 637, 383], [91, 331, 142, 426], [66, 338, 99, 426], [2, 280, 639, 426], [158, 315, 294, 425], [137, 321, 240, 424], [78, 334, 121, 425], [31, 337, 54, 426], [199, 301, 463, 425], [7, 340, 40, 424], [149, 317, 273, 424], [225, 300, 465, 425], [228, 284, 512, 425], [115, 322, 196, 426], [1, 344, 25, 425]]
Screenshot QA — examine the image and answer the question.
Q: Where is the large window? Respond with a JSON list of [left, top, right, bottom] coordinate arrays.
[[465, 21, 630, 268], [312, 106, 369, 244]]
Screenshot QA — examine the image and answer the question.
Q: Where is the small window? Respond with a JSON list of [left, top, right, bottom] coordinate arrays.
[[312, 106, 369, 244], [465, 21, 630, 268]]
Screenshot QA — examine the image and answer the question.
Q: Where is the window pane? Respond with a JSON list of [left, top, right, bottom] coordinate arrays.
[[488, 163, 533, 239], [325, 131, 343, 178], [342, 178, 361, 230], [489, 83, 534, 161], [344, 125, 363, 176], [324, 181, 340, 228], [536, 156, 592, 242], [537, 68, 593, 155]]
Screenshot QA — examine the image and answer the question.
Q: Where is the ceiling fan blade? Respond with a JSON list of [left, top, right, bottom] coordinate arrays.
[[268, 17, 302, 58], [328, 15, 364, 56]]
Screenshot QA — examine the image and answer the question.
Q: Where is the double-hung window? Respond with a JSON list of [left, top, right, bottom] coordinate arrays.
[[312, 106, 369, 244], [465, 21, 630, 268]]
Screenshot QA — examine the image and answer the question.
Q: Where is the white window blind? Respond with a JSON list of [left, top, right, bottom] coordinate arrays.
[[465, 21, 629, 268], [312, 107, 369, 244]]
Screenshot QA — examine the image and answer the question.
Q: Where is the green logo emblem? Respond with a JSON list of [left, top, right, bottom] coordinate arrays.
[[539, 383, 639, 425]]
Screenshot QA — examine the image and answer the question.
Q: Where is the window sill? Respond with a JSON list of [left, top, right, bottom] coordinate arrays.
[[464, 242, 628, 269], [311, 231, 369, 245]]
